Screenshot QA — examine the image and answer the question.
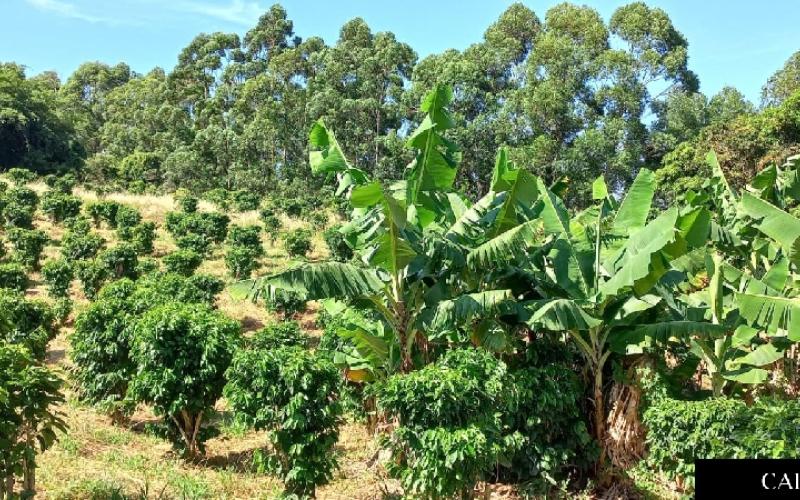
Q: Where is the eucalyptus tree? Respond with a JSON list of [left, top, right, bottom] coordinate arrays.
[[508, 2, 696, 205], [306, 18, 416, 180]]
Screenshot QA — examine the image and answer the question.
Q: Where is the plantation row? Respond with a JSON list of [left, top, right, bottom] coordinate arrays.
[[2, 85, 800, 498]]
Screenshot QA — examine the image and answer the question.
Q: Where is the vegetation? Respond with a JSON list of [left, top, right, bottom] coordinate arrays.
[[2, 2, 800, 497]]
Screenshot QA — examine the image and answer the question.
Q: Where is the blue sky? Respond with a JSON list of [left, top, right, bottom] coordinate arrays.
[[2, 0, 798, 104]]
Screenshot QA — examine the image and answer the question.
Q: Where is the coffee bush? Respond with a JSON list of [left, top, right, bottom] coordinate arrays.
[[7, 228, 48, 269], [0, 262, 29, 292], [283, 228, 312, 258], [225, 345, 341, 497], [163, 249, 203, 276], [41, 191, 82, 222], [41, 259, 74, 298], [129, 303, 240, 456]]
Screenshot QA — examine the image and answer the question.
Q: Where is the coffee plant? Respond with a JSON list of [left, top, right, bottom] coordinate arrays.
[[163, 249, 203, 276], [41, 258, 74, 298], [7, 228, 48, 269], [129, 302, 240, 457], [282, 228, 312, 258], [225, 345, 342, 498], [0, 262, 29, 292]]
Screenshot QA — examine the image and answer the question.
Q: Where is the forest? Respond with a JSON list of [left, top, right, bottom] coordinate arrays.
[[1, 1, 800, 499]]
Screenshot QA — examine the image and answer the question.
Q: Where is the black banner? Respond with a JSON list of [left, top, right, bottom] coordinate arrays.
[[696, 459, 800, 498]]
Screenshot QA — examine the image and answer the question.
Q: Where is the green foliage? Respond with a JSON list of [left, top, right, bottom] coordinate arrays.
[[118, 221, 156, 255], [129, 302, 240, 456], [163, 249, 203, 276], [0, 342, 66, 498], [41, 258, 74, 297], [377, 348, 523, 498], [231, 190, 260, 211], [71, 292, 136, 413], [7, 227, 48, 269], [6, 167, 37, 185], [0, 262, 29, 292], [41, 191, 82, 222], [259, 207, 282, 243], [224, 246, 260, 279], [61, 227, 105, 260], [165, 211, 230, 244], [323, 224, 353, 262], [226, 224, 263, 253], [74, 259, 110, 300], [174, 233, 210, 255], [177, 193, 199, 213], [641, 369, 800, 491], [2, 186, 38, 228], [225, 345, 342, 498], [250, 320, 309, 350], [264, 288, 307, 318], [185, 274, 225, 304], [201, 188, 230, 211], [114, 205, 142, 230], [86, 200, 121, 228], [0, 290, 55, 360], [99, 243, 139, 279], [282, 228, 312, 258]]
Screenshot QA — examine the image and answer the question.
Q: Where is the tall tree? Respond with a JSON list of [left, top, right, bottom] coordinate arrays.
[[307, 18, 416, 180], [762, 50, 800, 107]]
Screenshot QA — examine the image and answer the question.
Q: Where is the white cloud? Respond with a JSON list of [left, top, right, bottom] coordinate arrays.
[[172, 0, 265, 26], [25, 0, 125, 24]]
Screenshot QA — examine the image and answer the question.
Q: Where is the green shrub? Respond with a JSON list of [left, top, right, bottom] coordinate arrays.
[[5, 167, 37, 185], [5, 186, 38, 209], [163, 249, 203, 276], [0, 290, 55, 360], [71, 293, 136, 414], [323, 225, 353, 262], [98, 243, 139, 279], [41, 259, 74, 298], [259, 208, 282, 243], [231, 190, 260, 211], [225, 345, 342, 497], [251, 321, 309, 350], [264, 288, 307, 317], [226, 224, 263, 254], [135, 257, 160, 276], [3, 202, 35, 228], [118, 221, 156, 255], [177, 193, 198, 213], [114, 205, 142, 230], [129, 303, 240, 456], [283, 228, 312, 258], [6, 167, 36, 186], [41, 191, 82, 222], [224, 246, 259, 279], [52, 297, 72, 325], [86, 200, 121, 228], [185, 274, 224, 304], [0, 343, 66, 498], [175, 233, 211, 255], [202, 188, 230, 211], [165, 211, 229, 244], [0, 262, 29, 292], [7, 228, 48, 269], [376, 348, 524, 498], [307, 210, 328, 228], [61, 229, 105, 261], [53, 174, 76, 194], [74, 260, 109, 300]]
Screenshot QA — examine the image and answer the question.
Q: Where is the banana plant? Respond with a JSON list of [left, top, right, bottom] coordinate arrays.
[[662, 152, 800, 395], [232, 86, 515, 377], [466, 166, 718, 453]]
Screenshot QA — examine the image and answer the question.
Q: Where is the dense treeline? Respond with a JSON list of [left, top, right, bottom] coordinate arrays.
[[3, 2, 799, 205]]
